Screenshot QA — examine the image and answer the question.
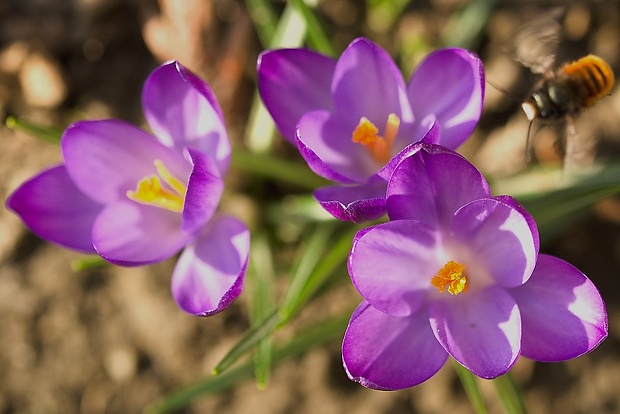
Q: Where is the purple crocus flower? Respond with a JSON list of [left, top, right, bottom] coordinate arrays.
[[6, 61, 250, 317], [257, 37, 484, 222], [342, 144, 607, 390]]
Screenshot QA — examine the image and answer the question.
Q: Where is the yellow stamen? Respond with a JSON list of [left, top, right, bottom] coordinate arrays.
[[154, 160, 186, 195], [127, 160, 186, 212], [351, 113, 400, 165], [431, 260, 468, 295], [383, 113, 400, 147]]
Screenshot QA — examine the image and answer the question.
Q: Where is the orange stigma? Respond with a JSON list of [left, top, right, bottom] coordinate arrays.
[[352, 113, 400, 165], [431, 261, 468, 295]]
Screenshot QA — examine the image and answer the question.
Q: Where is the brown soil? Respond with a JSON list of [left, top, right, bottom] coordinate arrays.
[[1, 1, 619, 413]]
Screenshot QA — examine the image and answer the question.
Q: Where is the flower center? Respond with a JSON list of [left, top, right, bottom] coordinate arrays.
[[431, 260, 469, 295], [127, 160, 187, 212], [351, 113, 400, 165]]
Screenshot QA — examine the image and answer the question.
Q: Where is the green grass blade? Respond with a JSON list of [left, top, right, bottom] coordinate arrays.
[[143, 313, 350, 414], [452, 360, 488, 414]]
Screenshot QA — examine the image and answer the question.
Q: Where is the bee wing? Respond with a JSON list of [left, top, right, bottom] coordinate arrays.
[[509, 9, 563, 74]]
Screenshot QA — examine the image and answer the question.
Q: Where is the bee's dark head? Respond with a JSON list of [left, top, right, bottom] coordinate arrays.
[[548, 83, 570, 107]]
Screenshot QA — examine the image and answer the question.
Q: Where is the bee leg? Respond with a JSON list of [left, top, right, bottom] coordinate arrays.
[[524, 119, 534, 162]]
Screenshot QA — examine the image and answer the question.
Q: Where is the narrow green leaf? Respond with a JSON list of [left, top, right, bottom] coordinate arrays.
[[269, 0, 309, 48], [244, 0, 278, 47], [494, 372, 528, 414], [245, 0, 311, 152], [5, 116, 63, 144], [278, 225, 357, 324], [279, 223, 336, 312], [71, 255, 109, 272], [366, 0, 411, 34], [524, 185, 620, 242], [143, 313, 350, 414], [244, 94, 277, 153], [248, 236, 276, 389], [212, 310, 281, 375], [516, 162, 620, 242], [266, 195, 333, 228], [212, 224, 354, 375], [441, 0, 496, 49], [452, 360, 488, 414], [253, 335, 272, 390], [231, 150, 327, 190], [290, 0, 335, 56], [147, 361, 254, 414]]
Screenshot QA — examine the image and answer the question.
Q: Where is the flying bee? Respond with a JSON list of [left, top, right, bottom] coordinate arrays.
[[509, 10, 615, 167], [521, 55, 614, 124]]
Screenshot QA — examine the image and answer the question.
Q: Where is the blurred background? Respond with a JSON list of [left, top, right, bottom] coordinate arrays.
[[0, 0, 619, 413]]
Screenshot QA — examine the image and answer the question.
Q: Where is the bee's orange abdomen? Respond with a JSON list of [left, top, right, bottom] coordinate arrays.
[[561, 55, 615, 107]]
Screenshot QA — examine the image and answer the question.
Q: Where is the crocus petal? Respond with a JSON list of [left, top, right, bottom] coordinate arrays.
[[418, 115, 441, 145], [296, 110, 370, 183], [6, 165, 102, 253], [142, 61, 231, 173], [343, 302, 448, 390], [92, 201, 192, 266], [510, 254, 607, 361], [171, 215, 250, 316], [375, 120, 438, 182], [408, 48, 484, 149], [62, 120, 191, 204], [386, 145, 490, 228], [493, 195, 540, 254], [182, 149, 224, 234], [313, 183, 387, 223], [257, 48, 336, 142], [332, 38, 412, 125], [451, 198, 537, 287], [349, 220, 440, 316], [429, 286, 521, 378]]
